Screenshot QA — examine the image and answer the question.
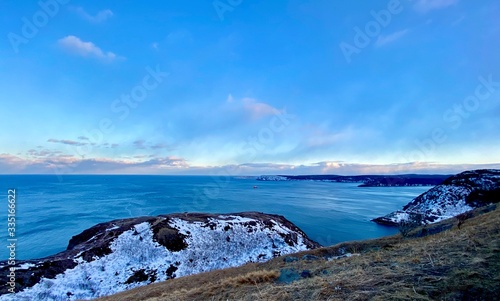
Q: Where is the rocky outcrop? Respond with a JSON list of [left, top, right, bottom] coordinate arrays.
[[0, 212, 319, 301], [372, 169, 500, 226]]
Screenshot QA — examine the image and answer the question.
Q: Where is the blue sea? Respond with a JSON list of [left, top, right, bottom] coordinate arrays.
[[0, 175, 429, 260]]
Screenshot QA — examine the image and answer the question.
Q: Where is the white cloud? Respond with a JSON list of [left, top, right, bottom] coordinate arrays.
[[413, 0, 458, 13], [73, 7, 113, 23], [58, 35, 120, 61], [375, 29, 409, 47], [241, 98, 280, 120]]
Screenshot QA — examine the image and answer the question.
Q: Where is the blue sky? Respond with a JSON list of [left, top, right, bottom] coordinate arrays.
[[1, 0, 499, 175]]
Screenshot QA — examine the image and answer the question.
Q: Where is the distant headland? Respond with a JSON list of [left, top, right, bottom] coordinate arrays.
[[256, 174, 451, 187]]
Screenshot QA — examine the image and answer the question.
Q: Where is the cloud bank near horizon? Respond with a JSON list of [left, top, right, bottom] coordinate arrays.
[[1, 152, 498, 176]]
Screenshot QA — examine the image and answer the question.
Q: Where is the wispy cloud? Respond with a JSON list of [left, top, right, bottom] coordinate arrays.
[[72, 7, 113, 23], [99, 143, 120, 149], [26, 149, 63, 157], [132, 140, 171, 150], [242, 97, 280, 120], [151, 143, 171, 150], [413, 0, 458, 13], [48, 138, 87, 146], [375, 29, 409, 47], [47, 138, 121, 150], [58, 35, 120, 61], [133, 140, 147, 149]]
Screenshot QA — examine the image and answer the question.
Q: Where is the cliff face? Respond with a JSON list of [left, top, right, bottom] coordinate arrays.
[[0, 212, 319, 301], [372, 169, 500, 226]]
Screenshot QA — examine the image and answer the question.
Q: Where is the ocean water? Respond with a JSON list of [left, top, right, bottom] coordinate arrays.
[[0, 175, 429, 260]]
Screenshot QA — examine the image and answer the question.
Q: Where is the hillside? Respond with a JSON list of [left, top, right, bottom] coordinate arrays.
[[373, 169, 500, 225], [96, 204, 500, 301]]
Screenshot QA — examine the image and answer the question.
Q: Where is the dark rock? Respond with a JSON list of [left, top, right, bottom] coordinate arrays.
[[124, 269, 150, 284], [151, 220, 188, 252], [300, 270, 312, 278], [166, 265, 177, 279], [278, 268, 301, 284], [371, 216, 400, 226], [283, 256, 298, 263], [79, 245, 113, 262], [0, 258, 78, 293], [301, 254, 320, 261], [67, 216, 154, 251]]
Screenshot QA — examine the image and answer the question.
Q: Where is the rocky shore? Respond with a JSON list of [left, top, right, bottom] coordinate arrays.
[[372, 169, 500, 226], [0, 212, 319, 300]]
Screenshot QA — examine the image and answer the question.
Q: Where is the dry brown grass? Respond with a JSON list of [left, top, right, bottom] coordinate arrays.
[[94, 205, 500, 301], [230, 270, 280, 286]]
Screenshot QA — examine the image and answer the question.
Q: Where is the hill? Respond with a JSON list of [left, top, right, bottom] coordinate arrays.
[[373, 169, 500, 225], [96, 204, 500, 301], [0, 213, 318, 300]]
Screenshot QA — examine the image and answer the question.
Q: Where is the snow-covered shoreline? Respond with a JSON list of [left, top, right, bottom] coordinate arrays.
[[0, 212, 319, 301], [373, 169, 500, 226]]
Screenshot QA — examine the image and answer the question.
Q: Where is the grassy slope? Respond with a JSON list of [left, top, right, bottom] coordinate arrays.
[[95, 205, 500, 301]]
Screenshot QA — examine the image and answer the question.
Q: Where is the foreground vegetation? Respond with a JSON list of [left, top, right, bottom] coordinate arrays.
[[96, 205, 499, 300]]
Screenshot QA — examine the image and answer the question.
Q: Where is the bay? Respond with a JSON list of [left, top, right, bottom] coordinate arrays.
[[0, 175, 429, 260]]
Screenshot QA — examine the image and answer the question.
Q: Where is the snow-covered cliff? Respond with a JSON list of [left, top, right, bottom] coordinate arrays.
[[0, 212, 319, 301], [372, 169, 500, 226]]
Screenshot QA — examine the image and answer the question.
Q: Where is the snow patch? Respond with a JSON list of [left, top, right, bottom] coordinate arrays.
[[17, 263, 36, 270], [105, 224, 119, 232], [256, 175, 289, 181], [327, 253, 359, 261]]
